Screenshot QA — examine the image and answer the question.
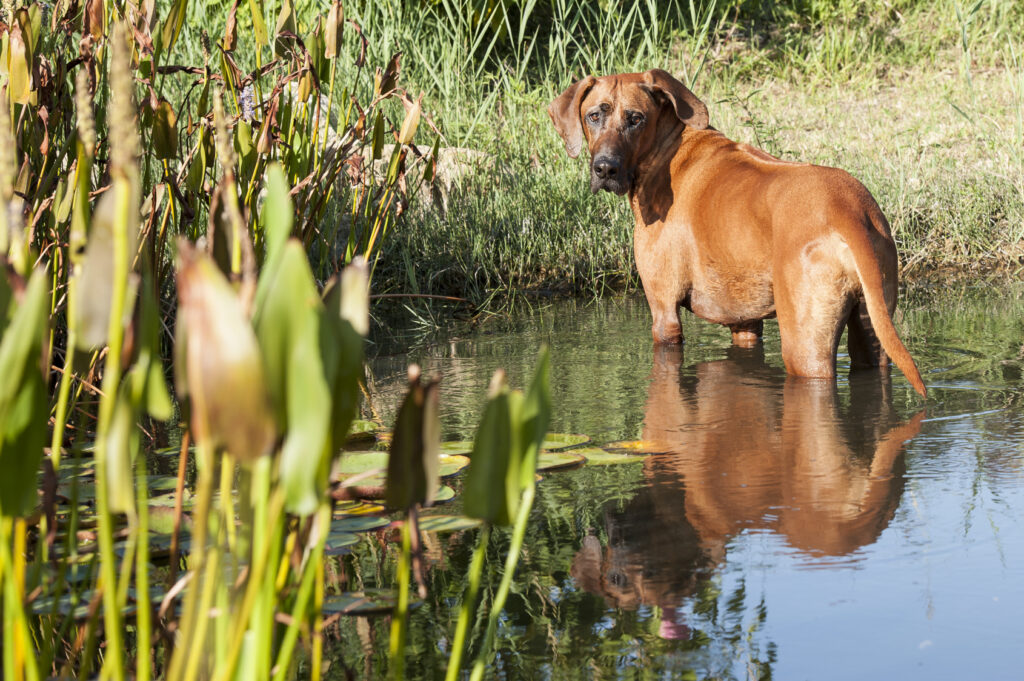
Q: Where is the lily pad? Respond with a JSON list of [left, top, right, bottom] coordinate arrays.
[[573, 446, 648, 466], [540, 433, 590, 451], [345, 419, 380, 446], [324, 531, 360, 555], [537, 451, 586, 472], [439, 440, 473, 455], [602, 440, 669, 455], [334, 500, 386, 517], [332, 516, 390, 533], [149, 490, 194, 509], [147, 475, 181, 493], [337, 452, 469, 487], [115, 533, 191, 558], [322, 589, 420, 616], [431, 485, 456, 505], [30, 591, 108, 620], [418, 515, 482, 532]]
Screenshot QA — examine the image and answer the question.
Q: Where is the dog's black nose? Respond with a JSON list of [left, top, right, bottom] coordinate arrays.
[[593, 156, 621, 180]]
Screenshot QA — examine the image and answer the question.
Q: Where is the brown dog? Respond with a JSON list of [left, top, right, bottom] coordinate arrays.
[[549, 70, 927, 397]]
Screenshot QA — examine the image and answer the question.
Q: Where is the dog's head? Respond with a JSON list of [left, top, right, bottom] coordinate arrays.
[[548, 70, 708, 195]]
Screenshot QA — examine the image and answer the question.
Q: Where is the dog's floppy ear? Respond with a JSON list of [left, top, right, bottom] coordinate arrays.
[[641, 69, 709, 130], [548, 75, 597, 158]]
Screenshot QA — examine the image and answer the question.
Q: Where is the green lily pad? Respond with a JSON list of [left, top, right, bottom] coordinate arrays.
[[418, 515, 482, 532], [334, 500, 386, 517], [337, 452, 469, 486], [147, 475, 181, 493], [345, 419, 380, 446], [324, 531, 360, 555], [30, 591, 107, 620], [115, 533, 191, 558], [537, 451, 586, 472], [540, 433, 591, 451], [431, 485, 455, 505], [149, 490, 194, 509], [332, 516, 390, 533], [439, 440, 473, 455], [573, 446, 648, 466], [322, 589, 420, 616], [602, 440, 669, 455]]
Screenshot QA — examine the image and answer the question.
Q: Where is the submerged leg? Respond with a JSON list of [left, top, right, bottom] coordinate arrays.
[[729, 320, 764, 348]]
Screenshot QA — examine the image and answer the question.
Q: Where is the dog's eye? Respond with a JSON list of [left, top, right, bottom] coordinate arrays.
[[627, 113, 645, 127], [587, 111, 601, 123]]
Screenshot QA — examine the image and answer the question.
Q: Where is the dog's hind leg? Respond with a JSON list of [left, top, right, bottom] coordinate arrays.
[[773, 257, 856, 379]]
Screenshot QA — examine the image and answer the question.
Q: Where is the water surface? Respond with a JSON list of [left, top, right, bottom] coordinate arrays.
[[354, 284, 1024, 680]]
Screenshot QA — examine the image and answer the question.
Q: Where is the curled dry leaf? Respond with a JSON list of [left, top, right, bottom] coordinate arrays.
[[175, 241, 275, 462]]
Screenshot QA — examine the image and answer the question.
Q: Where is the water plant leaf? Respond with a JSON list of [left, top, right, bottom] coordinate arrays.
[[338, 453, 467, 481], [0, 368, 46, 517], [0, 266, 49, 518], [571, 446, 646, 466], [104, 379, 139, 514], [255, 242, 332, 515], [130, 273, 173, 421], [152, 99, 178, 160], [540, 433, 589, 451], [321, 259, 368, 453], [371, 110, 385, 161], [7, 15, 32, 105], [439, 440, 473, 455], [175, 242, 275, 462], [321, 590, 418, 615], [247, 0, 268, 46], [333, 500, 385, 517], [386, 367, 441, 509], [325, 1, 343, 59], [159, 0, 189, 54], [536, 451, 586, 472], [324, 530, 360, 555], [332, 516, 390, 533], [397, 96, 422, 146], [260, 162, 292, 265], [463, 371, 517, 525], [518, 346, 552, 487], [74, 186, 139, 349], [273, 0, 296, 58], [418, 515, 482, 532], [433, 485, 456, 504]]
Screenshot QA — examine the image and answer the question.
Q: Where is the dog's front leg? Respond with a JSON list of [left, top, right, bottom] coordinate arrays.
[[649, 299, 684, 344]]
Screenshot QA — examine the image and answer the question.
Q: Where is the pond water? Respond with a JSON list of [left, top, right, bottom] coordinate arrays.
[[353, 283, 1024, 680]]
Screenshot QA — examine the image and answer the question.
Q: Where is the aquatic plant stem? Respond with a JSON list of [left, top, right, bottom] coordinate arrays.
[[0, 518, 41, 681], [388, 512, 414, 681], [270, 501, 332, 681], [469, 484, 536, 681], [166, 440, 216, 681], [135, 453, 152, 681], [444, 523, 492, 681], [93, 173, 135, 681]]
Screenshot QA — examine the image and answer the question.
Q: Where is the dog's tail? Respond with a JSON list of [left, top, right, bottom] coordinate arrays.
[[845, 223, 927, 399]]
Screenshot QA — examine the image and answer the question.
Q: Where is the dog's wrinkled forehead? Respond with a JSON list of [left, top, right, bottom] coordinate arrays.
[[580, 74, 657, 117]]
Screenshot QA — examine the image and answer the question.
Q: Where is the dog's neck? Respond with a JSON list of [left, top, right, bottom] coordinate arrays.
[[630, 120, 688, 225]]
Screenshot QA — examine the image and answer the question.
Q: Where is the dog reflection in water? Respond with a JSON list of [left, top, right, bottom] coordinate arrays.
[[571, 345, 925, 639]]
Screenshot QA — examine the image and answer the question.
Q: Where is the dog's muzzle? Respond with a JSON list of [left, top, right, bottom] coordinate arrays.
[[590, 154, 631, 195]]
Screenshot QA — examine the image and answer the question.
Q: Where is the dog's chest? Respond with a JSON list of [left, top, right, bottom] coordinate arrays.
[[687, 268, 775, 324]]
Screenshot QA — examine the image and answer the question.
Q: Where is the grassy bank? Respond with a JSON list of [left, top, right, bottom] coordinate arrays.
[[356, 0, 1024, 299]]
